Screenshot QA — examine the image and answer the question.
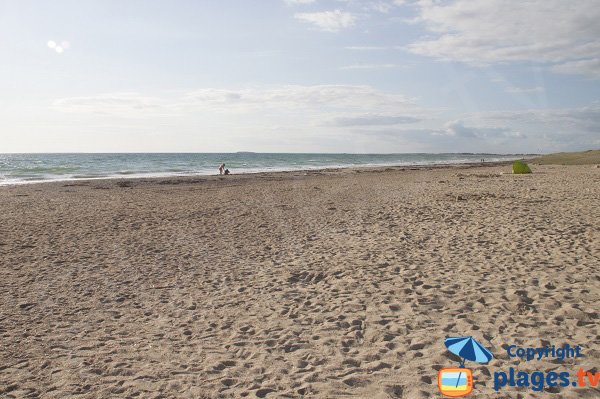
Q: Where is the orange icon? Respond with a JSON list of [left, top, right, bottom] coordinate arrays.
[[438, 367, 473, 397]]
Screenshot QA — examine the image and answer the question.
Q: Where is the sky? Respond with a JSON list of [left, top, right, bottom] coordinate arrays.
[[0, 0, 599, 154]]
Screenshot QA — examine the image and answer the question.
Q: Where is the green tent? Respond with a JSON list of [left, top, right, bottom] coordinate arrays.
[[512, 160, 532, 174]]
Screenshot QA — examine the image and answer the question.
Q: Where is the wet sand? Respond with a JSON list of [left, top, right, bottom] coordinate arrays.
[[0, 163, 598, 398]]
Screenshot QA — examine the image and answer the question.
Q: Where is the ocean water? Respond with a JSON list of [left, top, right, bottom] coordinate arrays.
[[0, 153, 526, 185]]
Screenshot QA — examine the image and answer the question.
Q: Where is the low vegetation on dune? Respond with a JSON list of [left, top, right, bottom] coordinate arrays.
[[533, 149, 600, 165]]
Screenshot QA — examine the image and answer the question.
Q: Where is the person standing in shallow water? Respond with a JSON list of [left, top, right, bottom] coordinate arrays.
[[219, 163, 225, 175]]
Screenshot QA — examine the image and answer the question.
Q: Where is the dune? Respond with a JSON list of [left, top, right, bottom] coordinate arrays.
[[532, 149, 600, 165]]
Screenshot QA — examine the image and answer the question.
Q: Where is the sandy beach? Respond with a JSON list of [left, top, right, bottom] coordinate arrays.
[[0, 162, 598, 398]]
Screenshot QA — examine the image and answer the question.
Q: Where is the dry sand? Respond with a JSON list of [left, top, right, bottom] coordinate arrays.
[[0, 163, 598, 398]]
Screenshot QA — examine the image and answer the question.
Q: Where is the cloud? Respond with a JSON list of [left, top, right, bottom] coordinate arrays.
[[552, 58, 600, 79], [350, 105, 600, 153], [284, 0, 316, 5], [334, 0, 405, 13], [53, 93, 163, 115], [372, 105, 600, 152], [365, 2, 394, 13], [181, 85, 419, 113], [505, 86, 545, 94], [408, 0, 600, 78], [51, 87, 599, 153], [444, 120, 519, 139], [53, 86, 423, 124], [327, 114, 421, 126], [467, 104, 600, 132], [455, 104, 600, 150], [294, 10, 356, 32], [344, 46, 388, 51], [339, 63, 401, 70]]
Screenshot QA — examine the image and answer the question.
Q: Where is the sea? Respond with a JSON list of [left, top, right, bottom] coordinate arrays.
[[0, 153, 527, 185]]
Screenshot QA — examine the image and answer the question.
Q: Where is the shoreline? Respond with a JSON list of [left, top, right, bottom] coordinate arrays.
[[0, 159, 518, 188]]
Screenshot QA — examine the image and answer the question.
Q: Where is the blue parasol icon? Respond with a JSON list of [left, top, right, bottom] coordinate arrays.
[[445, 336, 493, 367], [444, 336, 493, 389]]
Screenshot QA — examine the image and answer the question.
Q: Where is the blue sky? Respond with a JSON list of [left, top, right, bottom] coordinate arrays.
[[1, 0, 599, 153]]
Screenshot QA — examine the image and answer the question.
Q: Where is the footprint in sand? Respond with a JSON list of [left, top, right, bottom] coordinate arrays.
[[255, 388, 276, 397]]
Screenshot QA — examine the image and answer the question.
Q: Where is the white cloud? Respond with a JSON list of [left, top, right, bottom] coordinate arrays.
[[355, 104, 600, 153], [469, 104, 600, 132], [327, 114, 421, 126], [175, 86, 425, 134], [49, 85, 427, 152], [344, 46, 388, 51], [366, 2, 394, 14], [284, 0, 316, 5], [53, 93, 163, 115], [53, 85, 423, 122], [444, 119, 517, 139], [552, 58, 600, 79], [294, 10, 356, 32], [408, 0, 600, 78], [455, 104, 600, 150], [505, 86, 544, 94], [340, 63, 400, 70], [335, 0, 405, 13], [186, 85, 415, 108], [50, 87, 600, 153]]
